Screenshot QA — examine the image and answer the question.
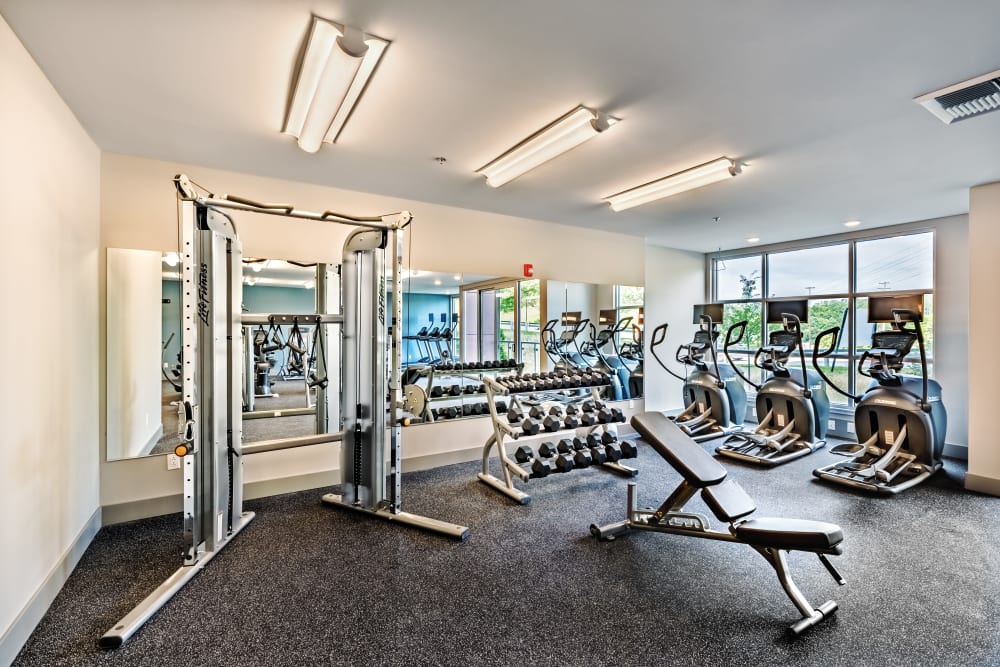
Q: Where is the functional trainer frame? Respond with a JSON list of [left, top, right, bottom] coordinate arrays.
[[100, 175, 467, 649]]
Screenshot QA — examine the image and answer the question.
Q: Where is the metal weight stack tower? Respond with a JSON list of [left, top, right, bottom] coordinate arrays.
[[321, 228, 469, 538], [100, 178, 253, 648]]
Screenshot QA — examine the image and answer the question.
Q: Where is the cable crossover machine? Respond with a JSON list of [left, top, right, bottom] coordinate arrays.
[[100, 175, 468, 649]]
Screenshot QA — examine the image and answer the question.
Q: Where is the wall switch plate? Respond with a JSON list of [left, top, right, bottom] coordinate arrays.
[[167, 453, 181, 470], [628, 400, 635, 409]]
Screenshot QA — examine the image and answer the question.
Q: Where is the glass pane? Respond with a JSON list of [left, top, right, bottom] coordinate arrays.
[[496, 286, 516, 362], [617, 285, 645, 307], [767, 244, 848, 297], [720, 302, 764, 390], [855, 232, 933, 293], [714, 255, 762, 300], [462, 290, 479, 363], [518, 280, 541, 373]]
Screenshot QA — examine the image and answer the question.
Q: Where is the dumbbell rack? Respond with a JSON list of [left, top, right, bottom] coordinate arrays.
[[478, 375, 637, 504], [408, 362, 524, 423]]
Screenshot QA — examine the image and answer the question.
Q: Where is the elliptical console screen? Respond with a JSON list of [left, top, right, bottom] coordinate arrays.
[[766, 299, 808, 324], [692, 303, 724, 324], [868, 294, 924, 323], [561, 311, 582, 326]]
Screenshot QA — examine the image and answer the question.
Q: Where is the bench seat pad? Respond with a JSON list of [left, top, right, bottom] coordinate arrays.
[[631, 412, 727, 487], [735, 517, 844, 551]]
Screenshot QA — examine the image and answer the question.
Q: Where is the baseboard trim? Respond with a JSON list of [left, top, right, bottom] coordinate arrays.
[[0, 507, 101, 666], [964, 472, 1000, 497]]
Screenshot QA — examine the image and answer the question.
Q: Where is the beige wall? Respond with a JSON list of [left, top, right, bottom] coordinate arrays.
[[99, 152, 645, 510], [933, 215, 969, 452], [0, 14, 101, 661], [967, 183, 1000, 495], [641, 243, 707, 412]]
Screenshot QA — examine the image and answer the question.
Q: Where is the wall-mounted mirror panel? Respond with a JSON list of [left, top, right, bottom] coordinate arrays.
[[108, 247, 647, 458]]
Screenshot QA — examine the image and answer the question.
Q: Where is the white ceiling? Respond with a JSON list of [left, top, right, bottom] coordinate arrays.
[[4, 0, 999, 251]]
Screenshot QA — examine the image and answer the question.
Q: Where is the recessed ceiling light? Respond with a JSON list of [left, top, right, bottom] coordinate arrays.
[[453, 274, 461, 280], [162, 252, 179, 267], [844, 220, 861, 227], [746, 237, 760, 243], [434, 279, 442, 286]]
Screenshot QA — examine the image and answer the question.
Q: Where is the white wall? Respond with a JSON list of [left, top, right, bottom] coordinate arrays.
[[641, 243, 706, 412], [933, 215, 969, 452], [967, 183, 1000, 495], [99, 153, 645, 513], [0, 14, 101, 663], [106, 248, 162, 459]]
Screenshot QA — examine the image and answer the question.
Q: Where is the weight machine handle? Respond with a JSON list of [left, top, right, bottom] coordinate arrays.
[[650, 323, 686, 382]]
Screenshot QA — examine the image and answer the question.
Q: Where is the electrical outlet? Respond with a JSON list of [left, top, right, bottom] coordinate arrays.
[[628, 400, 635, 409], [167, 453, 181, 470], [829, 420, 836, 431]]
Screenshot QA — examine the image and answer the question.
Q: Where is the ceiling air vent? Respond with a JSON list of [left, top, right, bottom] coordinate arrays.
[[915, 67, 1000, 124]]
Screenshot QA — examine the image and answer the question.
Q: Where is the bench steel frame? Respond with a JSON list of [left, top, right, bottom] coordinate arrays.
[[592, 413, 846, 635]]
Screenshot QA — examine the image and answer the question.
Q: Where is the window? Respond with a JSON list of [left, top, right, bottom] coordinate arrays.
[[613, 285, 645, 348], [710, 230, 934, 412], [855, 233, 933, 293], [767, 244, 848, 297], [714, 255, 762, 300]]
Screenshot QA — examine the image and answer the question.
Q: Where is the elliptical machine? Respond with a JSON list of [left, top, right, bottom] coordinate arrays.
[[651, 304, 747, 442], [620, 308, 644, 398], [811, 294, 946, 493], [719, 300, 829, 465], [587, 309, 634, 400]]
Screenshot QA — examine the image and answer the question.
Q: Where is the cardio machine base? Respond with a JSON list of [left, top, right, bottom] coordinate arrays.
[[813, 460, 941, 494], [716, 430, 825, 467]]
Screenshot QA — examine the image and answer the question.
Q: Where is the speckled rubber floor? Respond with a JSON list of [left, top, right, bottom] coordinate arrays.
[[13, 439, 1000, 666]]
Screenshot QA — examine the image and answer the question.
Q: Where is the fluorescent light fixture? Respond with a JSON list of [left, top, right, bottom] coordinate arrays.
[[605, 157, 738, 212], [476, 106, 618, 188], [844, 220, 861, 227], [283, 17, 389, 153], [746, 237, 760, 243]]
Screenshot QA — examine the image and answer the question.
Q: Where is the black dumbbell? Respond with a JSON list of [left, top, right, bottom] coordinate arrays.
[[462, 404, 474, 416], [565, 404, 580, 416], [602, 430, 618, 445], [580, 411, 597, 427], [530, 458, 554, 478], [507, 407, 524, 423], [572, 436, 588, 451], [495, 400, 507, 413], [538, 441, 559, 457], [556, 438, 576, 454], [548, 405, 565, 417], [471, 402, 485, 415], [529, 405, 547, 419], [514, 445, 535, 464], [603, 442, 623, 462], [449, 384, 463, 396], [612, 408, 625, 423], [597, 407, 615, 424], [562, 413, 580, 429], [620, 440, 638, 458], [464, 384, 478, 394], [573, 449, 593, 468], [521, 418, 541, 435], [430, 386, 445, 398], [542, 415, 562, 432], [586, 432, 603, 448], [553, 453, 575, 473], [589, 446, 608, 464], [440, 406, 458, 419], [581, 400, 596, 413]]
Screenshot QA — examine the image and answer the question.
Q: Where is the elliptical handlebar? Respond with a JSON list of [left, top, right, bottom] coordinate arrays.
[[723, 320, 761, 391], [701, 315, 726, 389], [812, 326, 859, 402], [784, 314, 812, 399], [894, 308, 931, 412], [649, 323, 686, 382]]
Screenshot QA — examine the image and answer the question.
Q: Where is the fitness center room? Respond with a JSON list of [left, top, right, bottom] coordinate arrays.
[[2, 2, 998, 665]]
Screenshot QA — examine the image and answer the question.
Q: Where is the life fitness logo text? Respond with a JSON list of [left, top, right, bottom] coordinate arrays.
[[198, 262, 211, 326], [378, 275, 385, 325]]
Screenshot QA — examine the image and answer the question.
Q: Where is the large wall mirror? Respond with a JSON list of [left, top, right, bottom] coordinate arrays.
[[107, 247, 645, 459]]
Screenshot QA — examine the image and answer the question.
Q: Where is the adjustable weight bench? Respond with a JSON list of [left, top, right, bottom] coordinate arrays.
[[591, 412, 846, 634]]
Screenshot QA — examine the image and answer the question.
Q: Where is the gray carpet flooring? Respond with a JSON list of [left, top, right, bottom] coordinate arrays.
[[13, 438, 1000, 667]]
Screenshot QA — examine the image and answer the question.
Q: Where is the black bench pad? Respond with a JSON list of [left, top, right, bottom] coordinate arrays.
[[631, 412, 727, 487], [735, 517, 844, 552]]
